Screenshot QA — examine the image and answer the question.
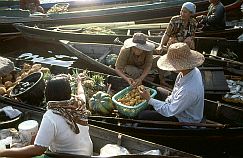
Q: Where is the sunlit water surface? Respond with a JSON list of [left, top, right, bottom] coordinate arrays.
[[18, 52, 78, 68]]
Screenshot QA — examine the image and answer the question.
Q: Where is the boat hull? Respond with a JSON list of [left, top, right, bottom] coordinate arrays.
[[0, 58, 242, 157], [1, 0, 209, 33]]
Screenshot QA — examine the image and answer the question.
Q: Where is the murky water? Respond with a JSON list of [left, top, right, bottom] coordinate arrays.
[[40, 0, 79, 3], [18, 53, 78, 67], [0, 36, 81, 68]]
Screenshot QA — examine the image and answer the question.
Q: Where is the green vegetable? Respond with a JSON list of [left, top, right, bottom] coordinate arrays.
[[89, 91, 114, 115], [105, 54, 118, 67]]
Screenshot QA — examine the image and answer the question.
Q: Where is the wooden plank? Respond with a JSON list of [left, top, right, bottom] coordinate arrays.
[[200, 68, 229, 92]]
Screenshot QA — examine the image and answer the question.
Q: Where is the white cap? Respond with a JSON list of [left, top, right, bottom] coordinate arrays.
[[182, 2, 196, 14]]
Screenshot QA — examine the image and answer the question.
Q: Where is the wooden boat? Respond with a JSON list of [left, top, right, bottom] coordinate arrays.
[[0, 57, 243, 157], [42, 0, 154, 12], [88, 99, 243, 156], [1, 0, 209, 33], [0, 32, 21, 41], [59, 38, 243, 78], [14, 22, 243, 74], [1, 0, 152, 11], [0, 108, 200, 158], [114, 23, 243, 40], [0, 0, 19, 8], [146, 26, 243, 40], [58, 39, 243, 109], [13, 20, 243, 48], [135, 0, 243, 24], [13, 22, 142, 44], [0, 95, 199, 158]]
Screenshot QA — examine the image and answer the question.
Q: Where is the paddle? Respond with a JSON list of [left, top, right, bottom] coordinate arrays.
[[98, 49, 112, 63], [203, 51, 243, 66]]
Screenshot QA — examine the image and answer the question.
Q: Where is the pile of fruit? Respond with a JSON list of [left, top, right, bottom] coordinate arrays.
[[117, 86, 146, 106], [0, 63, 50, 97], [47, 3, 69, 14], [81, 26, 116, 35]]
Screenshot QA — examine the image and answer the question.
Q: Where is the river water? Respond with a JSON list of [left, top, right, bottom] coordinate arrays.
[[40, 0, 97, 4], [0, 36, 82, 68], [1, 33, 243, 158]]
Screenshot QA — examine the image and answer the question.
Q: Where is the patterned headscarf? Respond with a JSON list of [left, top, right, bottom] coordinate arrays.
[[47, 97, 90, 134]]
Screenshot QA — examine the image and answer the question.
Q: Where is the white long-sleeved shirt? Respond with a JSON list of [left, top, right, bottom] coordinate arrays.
[[148, 67, 204, 123]]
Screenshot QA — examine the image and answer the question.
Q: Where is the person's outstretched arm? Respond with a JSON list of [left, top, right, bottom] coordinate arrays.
[[77, 74, 86, 103], [0, 144, 47, 158]]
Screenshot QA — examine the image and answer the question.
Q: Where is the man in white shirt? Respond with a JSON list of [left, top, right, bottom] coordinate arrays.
[[139, 42, 205, 123]]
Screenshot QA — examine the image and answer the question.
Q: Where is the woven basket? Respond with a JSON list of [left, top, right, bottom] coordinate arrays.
[[112, 86, 157, 118]]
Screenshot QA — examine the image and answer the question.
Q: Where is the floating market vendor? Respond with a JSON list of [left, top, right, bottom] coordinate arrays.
[[115, 33, 156, 88], [156, 2, 197, 54], [115, 32, 173, 87], [0, 74, 93, 157], [138, 43, 205, 124], [20, 0, 44, 13], [154, 2, 197, 86], [196, 0, 226, 31]]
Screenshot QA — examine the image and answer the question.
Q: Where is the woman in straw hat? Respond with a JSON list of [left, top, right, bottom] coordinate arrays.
[[156, 2, 197, 54], [0, 74, 93, 157], [115, 32, 156, 88], [138, 42, 205, 124]]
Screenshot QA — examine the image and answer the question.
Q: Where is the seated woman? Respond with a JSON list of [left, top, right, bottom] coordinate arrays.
[[0, 74, 93, 157], [156, 2, 197, 54], [20, 0, 44, 13]]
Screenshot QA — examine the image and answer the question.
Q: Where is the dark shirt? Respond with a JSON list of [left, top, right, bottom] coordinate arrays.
[[201, 1, 226, 30], [20, 0, 40, 10]]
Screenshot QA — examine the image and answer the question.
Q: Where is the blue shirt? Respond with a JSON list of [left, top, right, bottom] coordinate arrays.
[[148, 67, 204, 123]]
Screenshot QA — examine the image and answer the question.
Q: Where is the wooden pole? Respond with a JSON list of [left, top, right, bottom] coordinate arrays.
[[89, 116, 226, 129]]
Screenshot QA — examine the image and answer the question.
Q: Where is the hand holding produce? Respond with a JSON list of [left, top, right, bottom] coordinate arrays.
[[137, 85, 151, 101]]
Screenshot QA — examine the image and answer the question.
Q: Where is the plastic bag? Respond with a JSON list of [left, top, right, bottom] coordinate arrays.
[[138, 149, 161, 155], [0, 136, 12, 149], [99, 144, 130, 156]]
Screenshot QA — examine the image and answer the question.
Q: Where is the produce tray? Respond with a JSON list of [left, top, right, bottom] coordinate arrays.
[[112, 86, 157, 118]]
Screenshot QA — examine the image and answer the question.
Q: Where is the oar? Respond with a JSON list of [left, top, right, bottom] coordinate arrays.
[[0, 95, 45, 114], [98, 49, 112, 62], [89, 115, 226, 129], [203, 51, 243, 66], [114, 37, 124, 45]]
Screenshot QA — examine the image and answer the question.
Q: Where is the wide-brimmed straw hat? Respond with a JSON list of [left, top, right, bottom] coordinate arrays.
[[124, 33, 155, 52], [157, 43, 205, 71]]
